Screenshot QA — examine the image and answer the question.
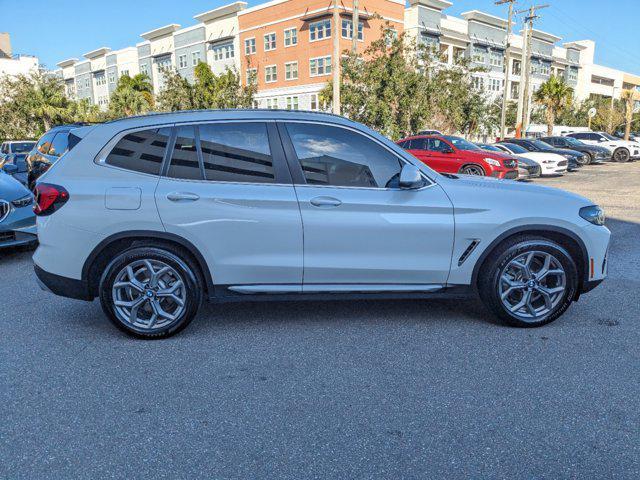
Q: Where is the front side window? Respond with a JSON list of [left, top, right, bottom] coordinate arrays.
[[428, 138, 452, 152], [285, 123, 403, 188], [199, 123, 275, 183], [105, 128, 170, 175], [168, 126, 200, 180]]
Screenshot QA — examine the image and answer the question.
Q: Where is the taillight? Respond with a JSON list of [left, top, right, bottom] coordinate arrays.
[[34, 183, 69, 216]]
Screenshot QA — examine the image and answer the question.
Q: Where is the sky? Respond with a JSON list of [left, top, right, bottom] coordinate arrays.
[[1, 0, 639, 75]]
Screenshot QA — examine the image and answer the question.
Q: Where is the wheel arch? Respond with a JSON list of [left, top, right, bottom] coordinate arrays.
[[458, 163, 486, 175], [471, 225, 588, 295], [82, 230, 213, 298]]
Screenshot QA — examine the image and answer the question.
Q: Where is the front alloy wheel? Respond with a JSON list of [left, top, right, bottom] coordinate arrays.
[[460, 165, 485, 176], [613, 148, 630, 162]]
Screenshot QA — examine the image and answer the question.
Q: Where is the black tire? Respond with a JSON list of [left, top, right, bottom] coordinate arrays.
[[613, 147, 630, 163], [99, 246, 203, 339], [459, 164, 486, 176], [578, 152, 591, 165], [477, 235, 578, 328]]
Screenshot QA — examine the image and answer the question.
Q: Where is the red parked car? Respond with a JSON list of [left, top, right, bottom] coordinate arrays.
[[397, 135, 519, 179]]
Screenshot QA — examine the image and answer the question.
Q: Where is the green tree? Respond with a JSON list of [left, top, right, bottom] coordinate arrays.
[[533, 75, 574, 136], [117, 73, 154, 107], [155, 67, 197, 111], [107, 73, 154, 118], [193, 62, 256, 109]]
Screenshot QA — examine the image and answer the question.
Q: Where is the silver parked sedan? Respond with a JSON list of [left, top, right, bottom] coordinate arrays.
[[0, 171, 37, 249]]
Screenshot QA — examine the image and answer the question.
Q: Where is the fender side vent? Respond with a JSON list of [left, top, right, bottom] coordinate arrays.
[[458, 239, 480, 266]]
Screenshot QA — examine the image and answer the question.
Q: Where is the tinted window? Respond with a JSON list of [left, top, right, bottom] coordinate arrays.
[[428, 138, 452, 152], [11, 142, 35, 153], [398, 140, 411, 149], [105, 128, 170, 175], [36, 132, 57, 154], [501, 143, 527, 154], [443, 136, 480, 150], [412, 138, 428, 150], [286, 122, 402, 188], [48, 133, 70, 158], [168, 126, 201, 180], [199, 122, 275, 183]]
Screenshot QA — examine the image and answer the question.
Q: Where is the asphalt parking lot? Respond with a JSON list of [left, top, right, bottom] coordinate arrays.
[[1, 162, 639, 479]]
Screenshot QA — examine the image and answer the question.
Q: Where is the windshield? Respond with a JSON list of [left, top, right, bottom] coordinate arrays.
[[11, 142, 35, 153], [443, 136, 481, 151], [601, 133, 618, 141], [501, 143, 528, 154], [479, 144, 501, 152], [563, 137, 583, 146], [532, 140, 553, 150]]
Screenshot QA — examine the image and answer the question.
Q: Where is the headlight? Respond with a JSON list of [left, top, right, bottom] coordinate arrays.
[[542, 160, 554, 164], [484, 157, 501, 167], [563, 153, 574, 159], [579, 205, 605, 226], [11, 195, 33, 208]]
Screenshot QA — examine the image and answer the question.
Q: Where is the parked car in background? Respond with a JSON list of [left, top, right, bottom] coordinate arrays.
[[565, 131, 640, 162], [0, 141, 35, 166], [540, 136, 610, 164], [477, 143, 541, 180], [32, 110, 609, 338], [1, 154, 29, 186], [505, 138, 585, 170], [397, 135, 518, 179], [0, 170, 36, 250], [495, 142, 567, 176], [417, 129, 443, 136], [25, 124, 84, 190]]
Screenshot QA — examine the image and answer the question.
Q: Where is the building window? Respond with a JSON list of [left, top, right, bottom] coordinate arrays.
[[266, 97, 278, 109], [284, 27, 297, 47], [472, 76, 484, 90], [121, 69, 129, 77], [192, 51, 201, 66], [212, 42, 234, 61], [264, 33, 276, 51], [94, 74, 106, 86], [472, 46, 486, 63], [108, 72, 116, 84], [341, 19, 363, 41], [531, 63, 539, 75], [489, 50, 503, 67], [244, 38, 256, 55], [246, 68, 257, 85], [540, 64, 550, 76], [510, 81, 519, 99], [85, 78, 90, 88], [265, 65, 277, 83], [512, 59, 521, 75], [178, 54, 188, 69], [286, 96, 299, 110], [310, 19, 331, 41], [310, 56, 332, 76], [140, 64, 149, 76], [488, 78, 504, 92], [568, 68, 578, 82], [285, 61, 298, 80]]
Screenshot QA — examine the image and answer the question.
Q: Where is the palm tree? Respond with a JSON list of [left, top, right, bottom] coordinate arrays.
[[118, 73, 154, 107], [621, 89, 636, 140], [28, 71, 71, 131], [534, 75, 574, 136], [109, 87, 149, 118]]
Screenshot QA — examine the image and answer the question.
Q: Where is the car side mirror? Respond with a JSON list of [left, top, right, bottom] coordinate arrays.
[[2, 164, 18, 174], [399, 164, 425, 189]]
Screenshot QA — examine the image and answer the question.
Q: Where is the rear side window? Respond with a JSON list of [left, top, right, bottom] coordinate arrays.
[[105, 128, 171, 175], [36, 132, 57, 155], [48, 133, 70, 158], [199, 122, 275, 183], [168, 126, 201, 180]]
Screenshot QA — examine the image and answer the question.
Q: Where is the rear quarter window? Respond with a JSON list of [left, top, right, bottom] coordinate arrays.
[[105, 128, 171, 175]]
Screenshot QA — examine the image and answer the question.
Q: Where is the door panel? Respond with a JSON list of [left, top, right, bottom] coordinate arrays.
[[155, 122, 303, 288], [295, 185, 455, 285], [281, 122, 455, 287]]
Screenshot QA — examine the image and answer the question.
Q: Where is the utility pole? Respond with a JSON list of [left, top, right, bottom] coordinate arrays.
[[497, 0, 516, 140], [516, 4, 548, 136], [352, 0, 359, 53], [332, 0, 341, 115], [608, 85, 618, 133]]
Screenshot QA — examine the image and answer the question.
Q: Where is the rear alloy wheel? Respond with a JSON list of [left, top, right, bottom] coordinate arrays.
[[99, 247, 202, 338], [459, 164, 485, 176], [478, 236, 578, 327], [613, 147, 630, 162]]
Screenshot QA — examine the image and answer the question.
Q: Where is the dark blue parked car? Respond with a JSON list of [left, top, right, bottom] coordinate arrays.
[[0, 170, 36, 250]]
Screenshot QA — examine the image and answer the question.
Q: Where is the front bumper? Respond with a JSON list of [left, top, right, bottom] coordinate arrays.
[[0, 205, 37, 249]]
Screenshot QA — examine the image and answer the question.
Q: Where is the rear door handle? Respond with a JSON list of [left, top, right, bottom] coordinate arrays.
[[167, 192, 200, 202], [310, 196, 342, 208]]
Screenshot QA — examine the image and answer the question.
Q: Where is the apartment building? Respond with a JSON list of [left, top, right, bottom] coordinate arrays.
[[237, 0, 405, 110], [52, 0, 639, 116]]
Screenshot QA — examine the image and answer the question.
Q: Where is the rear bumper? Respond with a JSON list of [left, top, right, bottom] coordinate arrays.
[[34, 264, 93, 301]]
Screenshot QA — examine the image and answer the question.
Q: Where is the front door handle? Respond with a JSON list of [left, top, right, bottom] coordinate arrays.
[[167, 192, 200, 202], [310, 196, 342, 208]]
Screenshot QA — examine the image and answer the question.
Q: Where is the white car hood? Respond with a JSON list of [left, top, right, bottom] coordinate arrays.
[[520, 151, 565, 162]]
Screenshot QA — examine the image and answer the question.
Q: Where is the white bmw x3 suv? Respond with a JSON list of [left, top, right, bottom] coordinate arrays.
[[32, 110, 610, 338]]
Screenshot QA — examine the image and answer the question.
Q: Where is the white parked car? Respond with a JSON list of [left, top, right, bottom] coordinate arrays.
[[0, 140, 36, 166], [32, 111, 610, 338], [565, 132, 640, 162], [495, 143, 568, 176]]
